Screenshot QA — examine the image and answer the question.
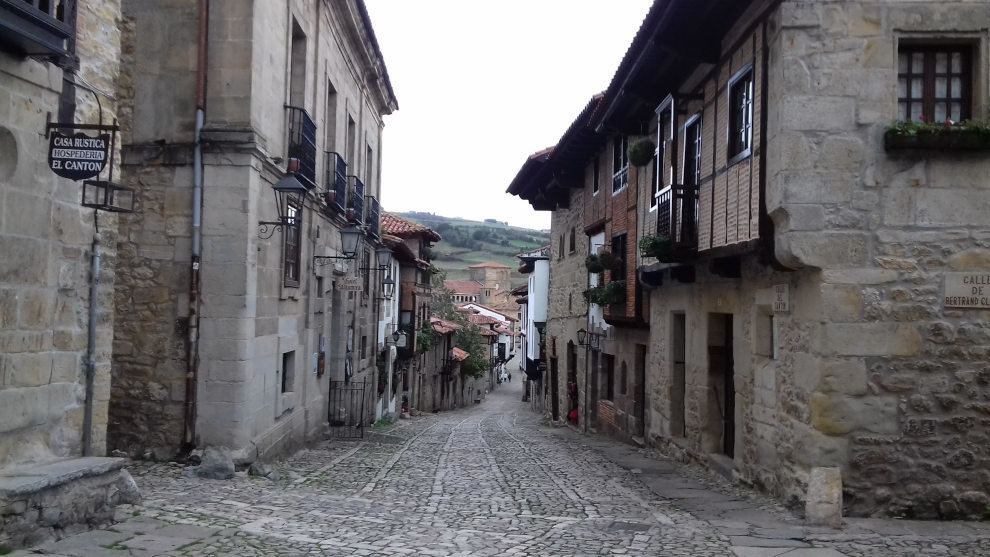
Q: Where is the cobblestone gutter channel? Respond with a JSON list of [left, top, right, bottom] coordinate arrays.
[[12, 382, 990, 556]]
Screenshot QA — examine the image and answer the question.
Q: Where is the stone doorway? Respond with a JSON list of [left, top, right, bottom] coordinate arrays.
[[671, 313, 687, 438], [706, 313, 735, 459], [549, 357, 560, 421]]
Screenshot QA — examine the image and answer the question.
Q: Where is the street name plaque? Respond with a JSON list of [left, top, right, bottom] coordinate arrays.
[[944, 272, 990, 309]]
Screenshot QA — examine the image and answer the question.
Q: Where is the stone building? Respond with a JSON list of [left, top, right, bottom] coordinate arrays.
[[380, 212, 440, 415], [1, 0, 137, 545], [109, 0, 397, 461], [511, 0, 990, 519]]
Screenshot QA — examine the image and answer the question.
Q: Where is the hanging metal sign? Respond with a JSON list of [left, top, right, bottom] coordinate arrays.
[[46, 122, 118, 181]]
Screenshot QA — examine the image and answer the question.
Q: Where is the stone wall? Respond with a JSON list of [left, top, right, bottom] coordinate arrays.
[[763, 0, 990, 518], [0, 1, 122, 468], [547, 187, 587, 424]]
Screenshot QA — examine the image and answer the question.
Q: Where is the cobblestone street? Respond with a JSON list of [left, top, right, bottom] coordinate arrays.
[[20, 381, 990, 557]]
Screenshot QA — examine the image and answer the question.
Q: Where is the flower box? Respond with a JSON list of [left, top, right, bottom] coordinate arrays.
[[884, 120, 990, 152]]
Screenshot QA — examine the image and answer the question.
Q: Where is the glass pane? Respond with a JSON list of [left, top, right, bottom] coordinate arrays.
[[898, 78, 907, 97], [936, 77, 947, 97], [935, 103, 946, 123], [912, 52, 924, 70], [912, 78, 922, 98], [910, 104, 922, 121], [951, 78, 961, 98], [898, 52, 908, 73], [898, 102, 908, 121], [935, 52, 948, 73], [951, 52, 961, 73], [951, 103, 961, 121]]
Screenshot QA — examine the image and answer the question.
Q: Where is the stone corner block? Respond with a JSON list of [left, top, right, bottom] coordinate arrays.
[[806, 466, 843, 527]]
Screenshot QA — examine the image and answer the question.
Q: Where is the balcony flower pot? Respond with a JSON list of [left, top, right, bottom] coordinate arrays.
[[597, 250, 623, 272], [585, 254, 605, 273], [639, 234, 671, 260], [628, 138, 656, 167], [884, 120, 990, 152], [582, 280, 626, 306], [346, 207, 356, 221], [324, 191, 336, 204]]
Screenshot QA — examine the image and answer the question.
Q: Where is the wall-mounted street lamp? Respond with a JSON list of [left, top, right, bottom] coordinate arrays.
[[258, 161, 309, 239], [312, 224, 365, 265], [577, 328, 600, 350]]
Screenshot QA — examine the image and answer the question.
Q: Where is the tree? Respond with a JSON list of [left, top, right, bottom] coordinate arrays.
[[431, 270, 490, 379]]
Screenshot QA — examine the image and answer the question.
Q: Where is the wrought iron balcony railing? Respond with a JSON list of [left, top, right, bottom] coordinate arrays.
[[365, 195, 380, 240], [0, 0, 74, 58], [654, 184, 699, 262], [285, 105, 317, 190], [323, 151, 347, 214], [346, 175, 364, 224]]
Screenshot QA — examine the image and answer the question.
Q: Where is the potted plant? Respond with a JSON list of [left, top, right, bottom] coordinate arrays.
[[628, 138, 656, 167], [582, 280, 626, 306], [639, 234, 671, 260], [585, 254, 605, 273], [884, 119, 990, 151], [597, 250, 624, 271]]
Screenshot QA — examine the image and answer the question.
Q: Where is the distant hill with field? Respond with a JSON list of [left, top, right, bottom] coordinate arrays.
[[394, 212, 550, 287]]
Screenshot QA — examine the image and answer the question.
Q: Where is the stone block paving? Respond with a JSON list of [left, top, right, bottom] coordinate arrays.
[[12, 382, 990, 556]]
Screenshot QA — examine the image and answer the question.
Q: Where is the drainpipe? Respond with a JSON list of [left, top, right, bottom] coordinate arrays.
[[82, 230, 101, 456], [183, 0, 209, 451]]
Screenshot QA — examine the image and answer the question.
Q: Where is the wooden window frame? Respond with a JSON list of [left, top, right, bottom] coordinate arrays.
[[282, 196, 302, 287], [727, 64, 754, 164], [897, 42, 973, 123], [653, 95, 675, 210], [610, 233, 627, 282], [611, 135, 629, 195], [682, 114, 703, 187], [592, 157, 600, 195]]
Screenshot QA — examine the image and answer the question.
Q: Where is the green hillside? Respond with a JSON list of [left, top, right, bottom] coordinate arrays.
[[395, 212, 550, 287]]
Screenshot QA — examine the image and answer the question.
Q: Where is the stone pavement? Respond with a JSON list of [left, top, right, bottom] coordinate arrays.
[[11, 380, 990, 556]]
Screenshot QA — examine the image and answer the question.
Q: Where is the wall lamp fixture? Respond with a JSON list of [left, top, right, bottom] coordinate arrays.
[[577, 328, 601, 349], [312, 224, 365, 265], [258, 158, 309, 239]]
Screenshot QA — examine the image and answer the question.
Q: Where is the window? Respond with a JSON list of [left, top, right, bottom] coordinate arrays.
[[283, 197, 301, 286], [592, 157, 600, 195], [316, 276, 324, 298], [610, 233, 627, 282], [612, 135, 629, 194], [604, 355, 615, 401], [362, 249, 371, 295], [366, 144, 374, 187], [325, 80, 338, 150], [728, 66, 754, 161], [281, 351, 296, 393], [620, 361, 628, 395], [898, 44, 972, 123], [568, 228, 576, 253], [289, 21, 306, 106], [558, 234, 564, 260], [653, 96, 675, 210], [683, 116, 702, 187]]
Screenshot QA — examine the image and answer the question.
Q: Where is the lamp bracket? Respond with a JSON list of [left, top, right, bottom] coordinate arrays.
[[257, 217, 295, 239]]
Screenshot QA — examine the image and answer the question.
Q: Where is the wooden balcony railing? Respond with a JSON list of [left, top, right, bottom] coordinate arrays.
[[0, 0, 74, 58], [365, 195, 380, 240], [346, 175, 364, 224], [655, 184, 699, 262]]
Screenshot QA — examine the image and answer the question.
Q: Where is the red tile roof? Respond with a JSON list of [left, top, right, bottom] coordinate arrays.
[[469, 261, 511, 269], [430, 316, 460, 334], [381, 213, 442, 242], [469, 314, 503, 326], [451, 347, 469, 360], [458, 302, 519, 321], [444, 280, 484, 294]]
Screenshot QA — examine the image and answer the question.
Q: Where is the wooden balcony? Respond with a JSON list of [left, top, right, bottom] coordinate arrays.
[[285, 105, 317, 189], [653, 184, 699, 262], [0, 0, 74, 58]]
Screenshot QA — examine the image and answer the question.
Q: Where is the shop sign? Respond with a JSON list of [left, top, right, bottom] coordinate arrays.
[[48, 131, 109, 180]]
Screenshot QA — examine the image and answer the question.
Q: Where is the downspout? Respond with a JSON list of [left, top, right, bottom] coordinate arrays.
[[184, 0, 209, 451], [82, 228, 101, 456]]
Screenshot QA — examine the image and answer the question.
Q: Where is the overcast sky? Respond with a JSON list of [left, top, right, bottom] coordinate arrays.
[[365, 0, 653, 231]]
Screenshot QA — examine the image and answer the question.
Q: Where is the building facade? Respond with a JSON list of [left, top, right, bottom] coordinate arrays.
[[511, 0, 990, 518], [109, 0, 397, 461]]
